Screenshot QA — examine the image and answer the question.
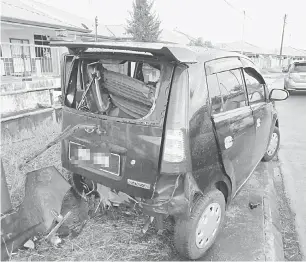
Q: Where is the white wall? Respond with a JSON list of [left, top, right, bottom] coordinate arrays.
[[1, 25, 58, 59], [1, 24, 69, 77], [1, 24, 72, 58]]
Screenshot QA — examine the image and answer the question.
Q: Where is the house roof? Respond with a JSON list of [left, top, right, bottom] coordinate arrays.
[[11, 0, 133, 39], [280, 46, 306, 57], [159, 29, 191, 45], [105, 25, 132, 39], [215, 41, 269, 55], [216, 41, 306, 57], [0, 0, 90, 32]]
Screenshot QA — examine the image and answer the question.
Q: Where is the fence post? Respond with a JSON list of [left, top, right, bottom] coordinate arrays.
[[49, 89, 56, 123]]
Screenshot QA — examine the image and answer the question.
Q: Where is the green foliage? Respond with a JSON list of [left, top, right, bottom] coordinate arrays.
[[189, 37, 213, 48], [126, 0, 162, 42]]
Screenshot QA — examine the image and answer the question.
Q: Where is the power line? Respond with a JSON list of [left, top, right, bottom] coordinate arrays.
[[222, 0, 253, 20]]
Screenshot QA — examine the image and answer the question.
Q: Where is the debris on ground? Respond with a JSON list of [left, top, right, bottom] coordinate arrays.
[[249, 202, 261, 209], [23, 240, 35, 249]]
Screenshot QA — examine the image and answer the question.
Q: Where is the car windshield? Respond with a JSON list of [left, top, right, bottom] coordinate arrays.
[[293, 63, 306, 72]]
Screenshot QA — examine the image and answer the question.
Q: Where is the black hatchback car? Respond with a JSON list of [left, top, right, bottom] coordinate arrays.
[[51, 40, 288, 259]]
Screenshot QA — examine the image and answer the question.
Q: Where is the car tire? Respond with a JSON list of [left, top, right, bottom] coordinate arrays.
[[174, 189, 226, 260], [262, 126, 280, 162]]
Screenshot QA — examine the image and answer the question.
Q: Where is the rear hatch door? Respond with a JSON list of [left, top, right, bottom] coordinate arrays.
[[61, 55, 174, 198], [62, 109, 165, 198]]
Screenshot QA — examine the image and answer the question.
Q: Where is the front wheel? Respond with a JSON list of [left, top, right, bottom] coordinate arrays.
[[174, 189, 226, 260], [262, 126, 280, 162]]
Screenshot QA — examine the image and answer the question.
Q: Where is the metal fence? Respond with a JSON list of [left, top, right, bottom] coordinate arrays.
[[0, 42, 67, 78]]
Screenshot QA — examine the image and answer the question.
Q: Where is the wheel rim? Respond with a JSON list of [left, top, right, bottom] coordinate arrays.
[[267, 132, 279, 156], [195, 203, 221, 249]]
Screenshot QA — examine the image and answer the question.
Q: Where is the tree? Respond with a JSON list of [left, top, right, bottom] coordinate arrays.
[[189, 37, 213, 48], [126, 0, 162, 42]]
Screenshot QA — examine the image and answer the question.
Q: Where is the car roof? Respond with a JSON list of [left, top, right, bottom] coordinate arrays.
[[50, 40, 250, 64]]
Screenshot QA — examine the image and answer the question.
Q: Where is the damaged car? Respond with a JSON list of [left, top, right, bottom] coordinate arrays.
[[49, 40, 289, 259]]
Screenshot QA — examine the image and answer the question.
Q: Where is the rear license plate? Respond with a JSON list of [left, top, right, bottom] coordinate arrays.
[[69, 141, 120, 176]]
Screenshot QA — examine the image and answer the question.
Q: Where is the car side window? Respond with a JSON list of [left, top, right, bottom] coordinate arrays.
[[216, 69, 247, 112], [207, 74, 223, 114], [243, 67, 266, 104]]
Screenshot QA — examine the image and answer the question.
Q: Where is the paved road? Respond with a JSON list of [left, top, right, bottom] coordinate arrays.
[[270, 77, 306, 258]]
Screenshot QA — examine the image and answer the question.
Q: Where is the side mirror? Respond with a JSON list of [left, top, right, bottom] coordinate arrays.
[[269, 88, 289, 101]]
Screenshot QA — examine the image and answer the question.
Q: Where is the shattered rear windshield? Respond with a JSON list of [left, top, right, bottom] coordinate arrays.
[[64, 57, 172, 119]]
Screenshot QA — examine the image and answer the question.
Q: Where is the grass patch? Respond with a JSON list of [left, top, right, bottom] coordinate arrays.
[[1, 120, 181, 261], [10, 207, 180, 261], [1, 120, 70, 207], [273, 165, 303, 261]]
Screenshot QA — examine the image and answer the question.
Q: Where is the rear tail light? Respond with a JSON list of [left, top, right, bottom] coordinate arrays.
[[161, 65, 191, 174], [163, 129, 185, 162]]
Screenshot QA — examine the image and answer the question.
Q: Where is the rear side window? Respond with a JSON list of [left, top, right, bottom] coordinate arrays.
[[207, 74, 223, 114], [207, 69, 247, 114], [243, 68, 266, 104], [216, 69, 247, 112]]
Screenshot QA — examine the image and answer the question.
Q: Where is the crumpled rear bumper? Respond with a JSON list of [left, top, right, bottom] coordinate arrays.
[[141, 172, 200, 217]]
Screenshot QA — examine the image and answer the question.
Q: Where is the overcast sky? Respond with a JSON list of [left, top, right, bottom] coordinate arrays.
[[40, 0, 306, 49]]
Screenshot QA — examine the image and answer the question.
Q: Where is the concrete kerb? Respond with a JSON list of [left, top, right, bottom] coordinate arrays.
[[263, 164, 285, 261]]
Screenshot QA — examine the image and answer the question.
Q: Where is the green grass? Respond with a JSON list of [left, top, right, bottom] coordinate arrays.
[[1, 120, 180, 261], [1, 120, 68, 207]]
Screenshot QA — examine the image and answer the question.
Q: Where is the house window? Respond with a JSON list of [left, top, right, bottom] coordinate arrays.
[[34, 35, 53, 73], [34, 35, 50, 58]]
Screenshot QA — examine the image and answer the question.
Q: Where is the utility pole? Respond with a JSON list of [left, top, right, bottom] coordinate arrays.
[[95, 16, 98, 42], [279, 14, 287, 66], [241, 10, 245, 55]]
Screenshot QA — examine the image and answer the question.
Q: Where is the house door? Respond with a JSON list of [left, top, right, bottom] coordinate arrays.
[[10, 39, 32, 76]]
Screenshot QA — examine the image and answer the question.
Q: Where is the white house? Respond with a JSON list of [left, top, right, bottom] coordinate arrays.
[[0, 0, 93, 80], [215, 41, 306, 69]]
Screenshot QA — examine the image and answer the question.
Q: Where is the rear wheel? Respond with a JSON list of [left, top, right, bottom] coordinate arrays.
[[174, 189, 226, 260], [262, 126, 280, 162]]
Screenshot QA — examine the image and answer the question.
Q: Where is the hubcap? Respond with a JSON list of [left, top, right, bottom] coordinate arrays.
[[267, 132, 279, 156], [195, 203, 221, 249]]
